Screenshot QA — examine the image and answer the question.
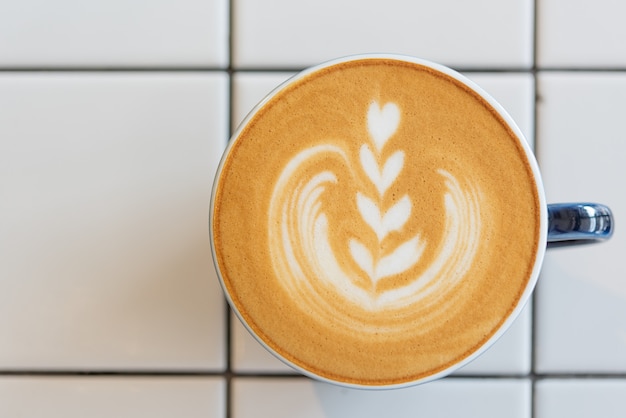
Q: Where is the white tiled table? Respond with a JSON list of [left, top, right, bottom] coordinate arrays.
[[1, 0, 625, 416]]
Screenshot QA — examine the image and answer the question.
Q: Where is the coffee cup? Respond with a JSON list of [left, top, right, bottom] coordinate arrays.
[[210, 54, 613, 389]]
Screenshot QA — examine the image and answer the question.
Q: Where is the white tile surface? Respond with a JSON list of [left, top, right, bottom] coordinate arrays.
[[233, 378, 531, 418], [535, 379, 626, 418], [233, 0, 533, 69], [0, 73, 228, 370], [535, 73, 626, 372], [538, 0, 626, 68], [0, 376, 225, 418], [0, 0, 229, 67]]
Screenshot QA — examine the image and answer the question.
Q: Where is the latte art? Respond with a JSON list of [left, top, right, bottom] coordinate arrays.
[[268, 101, 482, 329], [212, 57, 541, 386]]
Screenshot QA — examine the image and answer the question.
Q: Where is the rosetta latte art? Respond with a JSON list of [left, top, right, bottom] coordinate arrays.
[[268, 101, 482, 332]]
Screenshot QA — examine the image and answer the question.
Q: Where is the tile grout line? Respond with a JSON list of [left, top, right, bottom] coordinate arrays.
[[225, 1, 235, 417], [531, 0, 540, 417], [224, 303, 233, 418], [4, 66, 626, 74], [2, 369, 626, 379], [0, 67, 229, 72]]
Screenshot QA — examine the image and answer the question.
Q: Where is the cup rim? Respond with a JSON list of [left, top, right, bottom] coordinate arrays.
[[209, 53, 548, 389]]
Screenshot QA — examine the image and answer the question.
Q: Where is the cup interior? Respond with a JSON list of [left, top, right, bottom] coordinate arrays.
[[210, 54, 548, 389]]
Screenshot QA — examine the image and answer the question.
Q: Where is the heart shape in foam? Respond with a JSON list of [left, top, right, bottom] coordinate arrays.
[[367, 101, 400, 152]]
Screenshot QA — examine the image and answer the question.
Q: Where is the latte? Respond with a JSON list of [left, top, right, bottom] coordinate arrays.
[[211, 56, 541, 386]]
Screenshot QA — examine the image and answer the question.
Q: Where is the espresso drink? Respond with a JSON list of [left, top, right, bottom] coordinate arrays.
[[212, 57, 541, 386]]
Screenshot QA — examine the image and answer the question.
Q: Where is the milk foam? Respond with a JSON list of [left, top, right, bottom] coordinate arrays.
[[268, 101, 483, 331], [214, 59, 542, 385]]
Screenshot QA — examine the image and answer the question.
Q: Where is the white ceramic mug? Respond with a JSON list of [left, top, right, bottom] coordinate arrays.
[[210, 54, 613, 389]]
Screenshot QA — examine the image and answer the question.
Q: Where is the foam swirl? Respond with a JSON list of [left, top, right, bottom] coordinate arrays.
[[267, 101, 482, 333]]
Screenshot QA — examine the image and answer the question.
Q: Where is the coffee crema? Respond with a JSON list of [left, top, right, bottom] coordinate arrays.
[[212, 57, 541, 386]]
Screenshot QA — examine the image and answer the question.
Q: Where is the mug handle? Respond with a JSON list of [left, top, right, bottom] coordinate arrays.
[[547, 203, 614, 247]]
